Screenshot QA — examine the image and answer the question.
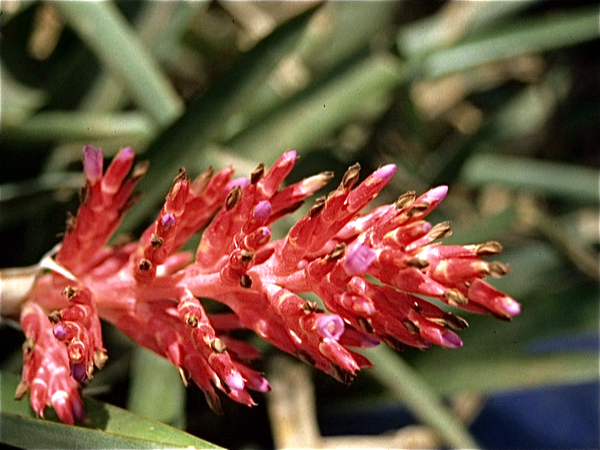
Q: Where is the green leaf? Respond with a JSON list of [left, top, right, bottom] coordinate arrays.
[[52, 1, 184, 128], [420, 5, 599, 78], [460, 153, 600, 203], [127, 347, 187, 428], [1, 371, 221, 449]]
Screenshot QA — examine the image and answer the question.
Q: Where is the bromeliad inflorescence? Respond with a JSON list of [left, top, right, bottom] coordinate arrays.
[[6, 145, 520, 423]]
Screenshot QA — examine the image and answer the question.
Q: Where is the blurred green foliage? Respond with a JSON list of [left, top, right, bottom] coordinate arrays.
[[1, 1, 598, 448]]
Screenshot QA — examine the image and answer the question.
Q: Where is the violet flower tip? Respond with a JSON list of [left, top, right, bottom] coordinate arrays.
[[373, 164, 396, 182], [226, 372, 245, 391], [82, 145, 103, 182], [316, 315, 345, 341]]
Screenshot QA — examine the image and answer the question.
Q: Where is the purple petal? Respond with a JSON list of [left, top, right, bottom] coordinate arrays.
[[316, 315, 345, 341], [253, 200, 272, 220], [82, 145, 103, 183], [344, 244, 376, 276]]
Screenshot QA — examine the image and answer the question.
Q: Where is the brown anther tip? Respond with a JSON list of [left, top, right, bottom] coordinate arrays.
[[443, 312, 469, 330], [328, 243, 346, 261], [131, 160, 150, 180], [173, 167, 186, 185], [341, 163, 361, 190], [178, 367, 189, 387], [79, 185, 90, 205], [191, 166, 214, 193], [138, 259, 152, 271], [65, 212, 77, 233], [240, 274, 252, 288], [407, 201, 430, 216], [429, 220, 452, 240], [488, 261, 511, 277], [48, 310, 62, 323], [406, 258, 430, 269], [210, 338, 227, 353], [14, 380, 28, 400], [226, 186, 242, 210], [444, 289, 469, 306], [94, 350, 108, 369], [395, 191, 416, 210], [357, 316, 374, 334], [331, 364, 354, 385], [381, 335, 405, 352], [150, 234, 164, 249], [240, 250, 254, 265], [302, 301, 320, 313], [62, 286, 77, 300], [402, 319, 420, 334], [184, 313, 199, 328], [309, 196, 326, 217], [296, 350, 315, 366], [476, 241, 503, 255], [22, 337, 34, 353], [250, 163, 265, 184]]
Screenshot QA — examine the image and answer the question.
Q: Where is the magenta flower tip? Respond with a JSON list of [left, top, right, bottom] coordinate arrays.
[[344, 244, 376, 276], [427, 185, 449, 203], [226, 372, 245, 391], [441, 330, 463, 348], [253, 200, 272, 220], [161, 213, 176, 228], [82, 145, 103, 183], [283, 150, 297, 161], [373, 164, 396, 182], [72, 398, 85, 422], [70, 362, 87, 382], [228, 178, 249, 190], [53, 324, 68, 340], [316, 315, 345, 341], [504, 298, 521, 316]]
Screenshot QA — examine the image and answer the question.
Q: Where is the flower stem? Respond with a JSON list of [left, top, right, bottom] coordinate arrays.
[[368, 345, 480, 449]]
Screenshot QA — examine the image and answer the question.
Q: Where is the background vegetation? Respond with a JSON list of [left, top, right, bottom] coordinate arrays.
[[1, 1, 598, 448]]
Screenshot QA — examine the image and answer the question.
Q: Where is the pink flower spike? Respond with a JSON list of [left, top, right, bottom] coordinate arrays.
[[82, 145, 103, 183], [316, 315, 345, 341], [344, 244, 376, 276]]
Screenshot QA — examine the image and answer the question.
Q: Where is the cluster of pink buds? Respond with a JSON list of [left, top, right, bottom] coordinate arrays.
[[12, 145, 519, 423]]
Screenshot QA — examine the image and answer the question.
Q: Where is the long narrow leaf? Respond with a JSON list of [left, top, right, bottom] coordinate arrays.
[[52, 1, 184, 128], [1, 371, 221, 449]]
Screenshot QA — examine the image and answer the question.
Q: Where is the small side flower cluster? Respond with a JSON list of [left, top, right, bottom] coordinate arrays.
[[13, 145, 520, 423]]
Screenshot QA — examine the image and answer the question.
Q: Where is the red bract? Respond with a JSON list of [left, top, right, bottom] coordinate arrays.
[[14, 145, 520, 422]]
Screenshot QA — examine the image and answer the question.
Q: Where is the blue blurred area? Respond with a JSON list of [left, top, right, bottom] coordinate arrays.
[[472, 381, 599, 449], [320, 380, 599, 449]]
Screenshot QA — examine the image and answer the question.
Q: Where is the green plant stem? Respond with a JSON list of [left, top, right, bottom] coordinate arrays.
[[367, 345, 480, 449]]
